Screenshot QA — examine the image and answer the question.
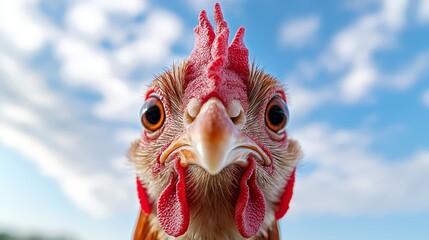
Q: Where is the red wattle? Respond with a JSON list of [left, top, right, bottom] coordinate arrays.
[[136, 177, 151, 214], [275, 169, 296, 219], [235, 160, 266, 238], [157, 161, 190, 237]]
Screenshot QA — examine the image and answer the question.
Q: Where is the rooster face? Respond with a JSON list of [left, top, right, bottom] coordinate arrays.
[[129, 3, 301, 240]]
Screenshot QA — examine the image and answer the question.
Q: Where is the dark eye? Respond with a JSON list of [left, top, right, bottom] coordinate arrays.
[[140, 96, 165, 132], [265, 96, 289, 133]]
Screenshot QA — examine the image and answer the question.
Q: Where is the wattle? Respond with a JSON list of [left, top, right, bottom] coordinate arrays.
[[235, 159, 266, 238], [138, 159, 269, 238], [157, 161, 190, 237]]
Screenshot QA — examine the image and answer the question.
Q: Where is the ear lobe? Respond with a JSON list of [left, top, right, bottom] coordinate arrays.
[[275, 169, 296, 219], [137, 177, 152, 214]]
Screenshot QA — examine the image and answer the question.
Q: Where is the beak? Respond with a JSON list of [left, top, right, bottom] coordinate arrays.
[[159, 98, 270, 175]]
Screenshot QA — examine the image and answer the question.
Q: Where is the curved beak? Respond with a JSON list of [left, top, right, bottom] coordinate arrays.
[[160, 98, 270, 175]]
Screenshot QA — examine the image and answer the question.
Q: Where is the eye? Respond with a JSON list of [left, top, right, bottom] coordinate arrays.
[[265, 96, 289, 133], [140, 96, 165, 132]]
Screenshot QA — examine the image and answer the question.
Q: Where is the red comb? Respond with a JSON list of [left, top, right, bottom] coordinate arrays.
[[185, 3, 249, 110]]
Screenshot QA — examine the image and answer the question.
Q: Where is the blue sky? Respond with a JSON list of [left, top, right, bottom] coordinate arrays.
[[1, 0, 429, 239]]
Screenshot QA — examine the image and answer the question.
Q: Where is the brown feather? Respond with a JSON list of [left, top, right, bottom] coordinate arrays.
[[133, 210, 162, 240], [263, 221, 280, 240]]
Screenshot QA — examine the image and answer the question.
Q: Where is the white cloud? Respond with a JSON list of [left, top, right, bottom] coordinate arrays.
[[93, 83, 144, 122], [93, 0, 147, 16], [284, 0, 427, 110], [381, 0, 407, 30], [417, 0, 429, 23], [53, 35, 146, 122], [0, 123, 134, 217], [65, 0, 148, 41], [0, 103, 40, 126], [342, 0, 380, 11], [0, 54, 59, 109], [0, 51, 137, 216], [0, 0, 182, 220], [0, 0, 51, 54], [114, 10, 184, 68], [340, 62, 377, 103], [330, 0, 409, 102], [56, 36, 112, 83], [184, 0, 217, 13], [292, 0, 410, 105], [283, 0, 416, 114], [282, 0, 412, 113], [287, 84, 332, 119], [279, 16, 320, 48], [66, 2, 108, 39], [422, 90, 429, 107], [115, 128, 141, 144], [388, 51, 429, 90], [290, 123, 429, 216], [56, 8, 184, 122]]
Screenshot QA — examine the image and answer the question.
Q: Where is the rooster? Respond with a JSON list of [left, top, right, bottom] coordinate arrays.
[[128, 3, 302, 240]]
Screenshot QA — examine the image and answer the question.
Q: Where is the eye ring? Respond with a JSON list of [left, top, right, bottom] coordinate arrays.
[[265, 96, 289, 133], [140, 96, 165, 132]]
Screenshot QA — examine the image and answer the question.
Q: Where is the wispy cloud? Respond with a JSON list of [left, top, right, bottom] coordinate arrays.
[[418, 0, 429, 23], [283, 1, 429, 215], [54, 35, 145, 122], [279, 16, 320, 49], [323, 0, 409, 103], [114, 9, 184, 68], [287, 84, 332, 119], [0, 0, 52, 54], [65, 0, 148, 41], [0, 122, 133, 217], [185, 0, 216, 13], [291, 123, 429, 216], [388, 51, 429, 90], [0, 103, 41, 126], [0, 68, 137, 216], [0, 0, 184, 219], [66, 2, 109, 40], [285, 0, 428, 112], [422, 89, 429, 107]]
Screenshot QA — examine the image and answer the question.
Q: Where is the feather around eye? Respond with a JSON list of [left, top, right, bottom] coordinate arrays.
[[140, 97, 165, 132]]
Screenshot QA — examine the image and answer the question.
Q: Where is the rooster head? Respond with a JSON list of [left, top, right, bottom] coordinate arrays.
[[129, 3, 302, 239]]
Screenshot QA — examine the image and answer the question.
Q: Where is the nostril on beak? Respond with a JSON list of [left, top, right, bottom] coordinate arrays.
[[230, 110, 245, 129], [184, 98, 201, 126], [227, 100, 246, 130], [184, 98, 245, 129]]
